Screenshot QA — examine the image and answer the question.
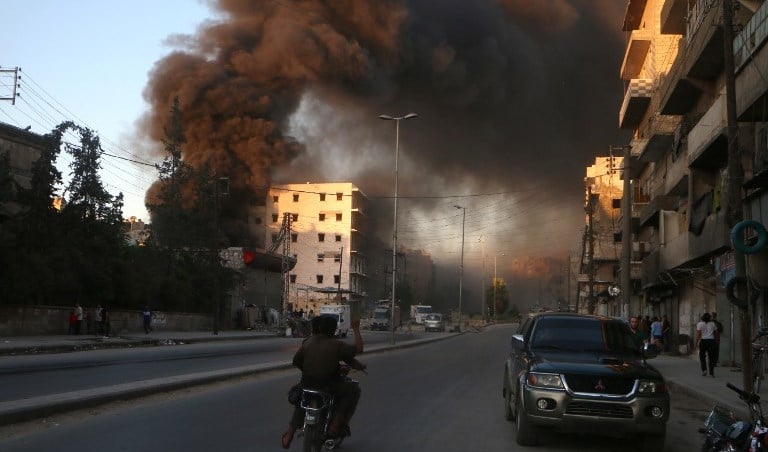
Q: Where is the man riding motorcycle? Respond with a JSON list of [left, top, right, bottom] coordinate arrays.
[[281, 314, 366, 449]]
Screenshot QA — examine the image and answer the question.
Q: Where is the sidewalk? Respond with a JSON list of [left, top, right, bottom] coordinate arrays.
[[651, 353, 763, 419], [0, 329, 279, 356]]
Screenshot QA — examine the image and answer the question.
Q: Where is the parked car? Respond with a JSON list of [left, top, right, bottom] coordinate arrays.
[[423, 313, 444, 332], [502, 312, 668, 450]]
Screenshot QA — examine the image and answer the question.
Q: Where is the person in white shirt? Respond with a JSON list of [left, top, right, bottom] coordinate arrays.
[[696, 312, 717, 377]]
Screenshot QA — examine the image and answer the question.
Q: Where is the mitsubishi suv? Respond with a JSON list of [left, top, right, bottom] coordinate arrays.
[[502, 312, 669, 450]]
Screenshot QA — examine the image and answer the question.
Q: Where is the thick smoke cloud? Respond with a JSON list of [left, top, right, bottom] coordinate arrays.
[[141, 0, 630, 265]]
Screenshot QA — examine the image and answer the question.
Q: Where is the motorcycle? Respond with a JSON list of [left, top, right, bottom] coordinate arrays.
[[298, 364, 363, 452], [700, 383, 768, 451]]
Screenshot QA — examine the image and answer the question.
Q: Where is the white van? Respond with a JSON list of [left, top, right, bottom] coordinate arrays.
[[318, 304, 351, 337]]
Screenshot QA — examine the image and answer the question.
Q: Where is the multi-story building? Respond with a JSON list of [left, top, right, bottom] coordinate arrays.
[[578, 156, 625, 316], [265, 182, 370, 314], [618, 0, 768, 364]]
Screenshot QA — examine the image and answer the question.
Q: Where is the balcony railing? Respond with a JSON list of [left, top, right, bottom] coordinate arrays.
[[734, 1, 768, 73]]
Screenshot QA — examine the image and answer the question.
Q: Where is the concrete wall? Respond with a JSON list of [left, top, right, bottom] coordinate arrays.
[[0, 305, 213, 336]]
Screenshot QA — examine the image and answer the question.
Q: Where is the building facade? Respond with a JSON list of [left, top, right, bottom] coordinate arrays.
[[618, 0, 768, 364], [578, 156, 626, 316], [265, 182, 370, 314]]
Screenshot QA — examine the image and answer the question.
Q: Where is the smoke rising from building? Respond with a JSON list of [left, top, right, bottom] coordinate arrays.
[[140, 0, 630, 269]]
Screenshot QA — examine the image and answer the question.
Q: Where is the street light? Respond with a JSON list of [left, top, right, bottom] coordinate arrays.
[[379, 112, 418, 345], [454, 205, 465, 332]]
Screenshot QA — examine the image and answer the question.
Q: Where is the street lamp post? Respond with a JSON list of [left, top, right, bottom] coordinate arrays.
[[379, 112, 418, 345], [454, 205, 466, 332]]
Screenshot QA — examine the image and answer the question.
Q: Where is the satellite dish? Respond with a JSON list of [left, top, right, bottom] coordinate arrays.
[[608, 285, 621, 296]]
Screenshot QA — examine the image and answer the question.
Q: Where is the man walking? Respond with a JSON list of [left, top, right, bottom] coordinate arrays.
[[75, 303, 83, 335], [142, 305, 153, 334]]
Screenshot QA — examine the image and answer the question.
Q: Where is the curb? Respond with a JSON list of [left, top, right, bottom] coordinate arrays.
[[0, 333, 460, 426]]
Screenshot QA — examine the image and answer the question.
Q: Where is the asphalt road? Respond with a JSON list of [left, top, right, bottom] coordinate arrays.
[[0, 331, 422, 401], [0, 325, 711, 452]]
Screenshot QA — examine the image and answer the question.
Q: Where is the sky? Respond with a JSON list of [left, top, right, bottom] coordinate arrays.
[[1, 0, 632, 273]]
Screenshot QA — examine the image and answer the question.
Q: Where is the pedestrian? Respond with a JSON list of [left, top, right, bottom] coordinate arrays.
[[95, 305, 103, 336], [142, 304, 153, 334], [75, 303, 83, 335], [696, 312, 718, 377], [68, 310, 78, 335], [650, 316, 663, 350], [661, 315, 671, 352], [101, 305, 111, 337], [712, 312, 724, 367], [629, 315, 646, 350]]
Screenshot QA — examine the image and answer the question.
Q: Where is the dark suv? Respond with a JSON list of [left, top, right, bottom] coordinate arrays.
[[502, 313, 669, 450]]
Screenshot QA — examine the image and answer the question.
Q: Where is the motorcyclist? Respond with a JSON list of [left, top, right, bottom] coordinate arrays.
[[281, 314, 365, 449]]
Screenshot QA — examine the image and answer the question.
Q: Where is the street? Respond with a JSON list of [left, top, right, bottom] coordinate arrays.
[[0, 325, 711, 451]]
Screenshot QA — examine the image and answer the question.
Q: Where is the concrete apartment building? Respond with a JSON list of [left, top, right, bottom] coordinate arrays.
[[266, 182, 370, 314], [0, 122, 49, 217], [578, 156, 625, 316], [618, 0, 768, 364]]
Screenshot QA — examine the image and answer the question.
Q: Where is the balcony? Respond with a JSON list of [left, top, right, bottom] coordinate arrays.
[[663, 150, 688, 196], [736, 2, 768, 121], [639, 114, 681, 163], [685, 0, 724, 79], [661, 229, 690, 270], [688, 93, 728, 169], [639, 195, 678, 227], [689, 210, 729, 260], [619, 79, 653, 129], [659, 45, 703, 114], [621, 29, 653, 80], [623, 0, 648, 32], [661, 0, 687, 35]]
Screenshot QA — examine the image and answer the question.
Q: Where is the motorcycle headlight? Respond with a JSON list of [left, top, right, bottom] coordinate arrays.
[[637, 379, 667, 394], [527, 372, 564, 390]]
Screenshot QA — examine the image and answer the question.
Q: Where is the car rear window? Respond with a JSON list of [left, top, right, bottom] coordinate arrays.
[[531, 317, 638, 355]]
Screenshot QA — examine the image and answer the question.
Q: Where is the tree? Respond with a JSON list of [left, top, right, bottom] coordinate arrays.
[[486, 278, 510, 317]]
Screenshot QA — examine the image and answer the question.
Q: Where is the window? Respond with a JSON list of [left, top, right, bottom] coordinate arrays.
[[334, 254, 341, 263], [316, 275, 324, 284], [293, 194, 299, 202], [336, 192, 343, 201], [335, 234, 342, 242], [272, 214, 278, 222], [272, 195, 279, 203], [334, 274, 341, 284], [292, 213, 298, 222], [318, 233, 325, 242], [336, 213, 342, 221], [290, 274, 296, 283], [320, 193, 326, 201], [291, 233, 297, 243], [271, 233, 279, 243], [254, 217, 262, 225], [317, 254, 325, 263], [319, 213, 326, 221]]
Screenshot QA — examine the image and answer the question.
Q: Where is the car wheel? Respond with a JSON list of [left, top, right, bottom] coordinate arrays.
[[515, 385, 537, 446]]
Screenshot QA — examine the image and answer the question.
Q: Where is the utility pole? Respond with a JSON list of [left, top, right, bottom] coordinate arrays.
[[587, 185, 597, 315], [620, 145, 632, 320], [722, 0, 751, 389], [337, 246, 343, 301], [0, 67, 19, 104]]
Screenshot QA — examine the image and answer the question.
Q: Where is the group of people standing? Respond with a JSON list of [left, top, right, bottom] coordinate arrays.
[[67, 304, 110, 336], [628, 314, 671, 351]]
